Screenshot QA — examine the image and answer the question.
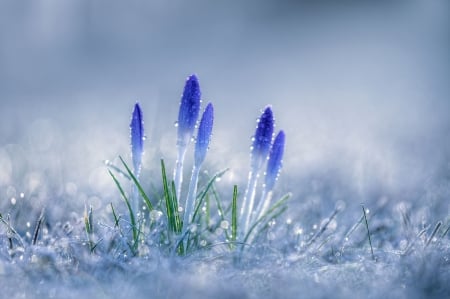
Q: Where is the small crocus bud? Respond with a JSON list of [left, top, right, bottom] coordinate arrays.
[[264, 130, 285, 192], [177, 74, 201, 148], [130, 102, 144, 176], [251, 106, 274, 171], [194, 103, 214, 168]]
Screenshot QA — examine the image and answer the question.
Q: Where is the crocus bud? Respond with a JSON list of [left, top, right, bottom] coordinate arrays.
[[251, 106, 274, 170], [177, 74, 201, 147], [195, 103, 214, 167], [130, 102, 144, 175], [264, 130, 285, 192]]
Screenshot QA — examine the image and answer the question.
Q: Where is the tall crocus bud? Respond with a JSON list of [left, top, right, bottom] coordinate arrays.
[[174, 74, 202, 200], [264, 130, 285, 192], [184, 103, 214, 236], [130, 102, 144, 214], [130, 102, 144, 177], [253, 130, 285, 224], [177, 74, 201, 147], [194, 103, 214, 168], [240, 106, 275, 240], [251, 106, 274, 171]]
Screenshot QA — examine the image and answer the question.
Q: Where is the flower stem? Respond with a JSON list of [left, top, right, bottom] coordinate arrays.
[[239, 170, 259, 240], [174, 145, 187, 201], [182, 165, 200, 246]]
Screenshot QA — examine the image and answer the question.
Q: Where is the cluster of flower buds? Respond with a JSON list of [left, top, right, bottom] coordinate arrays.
[[240, 106, 286, 239], [128, 74, 284, 243]]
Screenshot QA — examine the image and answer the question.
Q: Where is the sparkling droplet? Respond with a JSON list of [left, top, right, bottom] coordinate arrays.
[[220, 220, 229, 230], [150, 210, 163, 221], [10, 197, 16, 205], [189, 224, 197, 233]]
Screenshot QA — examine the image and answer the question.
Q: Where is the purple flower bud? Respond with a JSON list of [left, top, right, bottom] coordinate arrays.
[[265, 130, 285, 191], [251, 106, 274, 170], [177, 74, 201, 147], [130, 102, 144, 175], [195, 103, 214, 167]]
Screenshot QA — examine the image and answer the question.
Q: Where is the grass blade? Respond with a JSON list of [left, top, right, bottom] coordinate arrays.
[[84, 204, 95, 253], [109, 170, 138, 253], [231, 185, 238, 248], [161, 159, 175, 232], [243, 193, 291, 246], [32, 208, 45, 246], [119, 156, 153, 211], [362, 205, 375, 261], [191, 168, 229, 224], [426, 221, 442, 247], [110, 203, 120, 228]]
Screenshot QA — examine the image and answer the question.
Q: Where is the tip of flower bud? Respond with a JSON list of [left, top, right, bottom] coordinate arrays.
[[130, 102, 144, 175], [251, 106, 274, 170], [177, 74, 202, 147]]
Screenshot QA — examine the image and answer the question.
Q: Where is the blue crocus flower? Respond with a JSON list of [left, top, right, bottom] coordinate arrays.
[[194, 103, 214, 168], [264, 130, 285, 192], [184, 103, 214, 233], [174, 74, 202, 201], [130, 102, 144, 176], [129, 102, 145, 214], [240, 106, 275, 239], [177, 74, 201, 147], [251, 106, 274, 171], [252, 130, 286, 224]]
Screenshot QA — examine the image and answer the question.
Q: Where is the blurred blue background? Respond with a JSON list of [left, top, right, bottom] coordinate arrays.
[[0, 0, 449, 216]]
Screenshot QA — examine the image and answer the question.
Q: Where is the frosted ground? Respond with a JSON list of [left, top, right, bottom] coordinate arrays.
[[0, 1, 449, 298]]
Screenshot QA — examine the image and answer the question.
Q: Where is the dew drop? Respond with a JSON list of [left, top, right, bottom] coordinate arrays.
[[174, 121, 179, 127], [150, 210, 163, 221], [10, 197, 16, 205], [220, 220, 229, 230], [189, 224, 197, 233], [20, 193, 25, 198], [294, 227, 303, 235]]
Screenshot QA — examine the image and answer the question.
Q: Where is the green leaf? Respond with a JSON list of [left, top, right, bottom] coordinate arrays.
[[119, 156, 153, 211], [109, 170, 139, 253]]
